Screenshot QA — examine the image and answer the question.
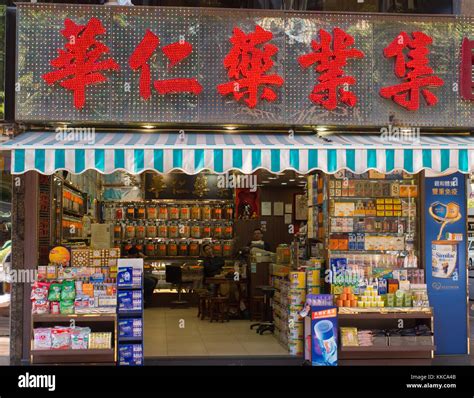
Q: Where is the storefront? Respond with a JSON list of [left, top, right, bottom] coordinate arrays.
[[3, 3, 474, 365]]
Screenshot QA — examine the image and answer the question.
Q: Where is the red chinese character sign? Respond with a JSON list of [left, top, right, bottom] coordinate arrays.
[[460, 37, 474, 101], [298, 28, 365, 111], [129, 29, 202, 100], [379, 32, 444, 111], [217, 25, 284, 109], [42, 18, 120, 110]]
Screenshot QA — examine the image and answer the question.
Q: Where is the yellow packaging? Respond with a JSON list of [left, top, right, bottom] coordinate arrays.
[[306, 287, 321, 294], [306, 269, 320, 284], [289, 272, 306, 289]]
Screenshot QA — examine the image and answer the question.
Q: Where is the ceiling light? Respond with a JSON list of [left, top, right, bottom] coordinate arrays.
[[269, 177, 277, 180], [316, 126, 328, 132], [297, 175, 306, 178], [225, 126, 237, 130], [281, 182, 287, 185], [142, 125, 154, 129], [262, 181, 270, 183], [289, 179, 295, 182]]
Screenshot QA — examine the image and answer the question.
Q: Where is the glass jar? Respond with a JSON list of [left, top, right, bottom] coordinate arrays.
[[123, 241, 133, 255], [178, 241, 189, 256], [126, 204, 136, 220], [158, 223, 168, 238], [224, 205, 233, 220], [212, 205, 222, 220], [191, 205, 201, 220], [213, 241, 223, 257], [179, 222, 190, 238], [146, 222, 157, 238], [169, 205, 180, 220], [158, 205, 169, 220], [276, 244, 291, 264], [115, 205, 124, 221], [180, 205, 190, 220], [136, 222, 146, 239], [135, 241, 144, 253], [125, 223, 136, 239], [147, 204, 158, 220], [167, 240, 178, 256], [223, 241, 234, 257], [114, 224, 122, 240], [189, 241, 200, 256], [157, 241, 167, 257], [213, 224, 223, 239], [202, 205, 212, 220], [191, 223, 202, 239], [202, 223, 212, 238], [137, 204, 146, 220], [168, 222, 179, 238], [145, 242, 156, 257], [224, 223, 233, 239]]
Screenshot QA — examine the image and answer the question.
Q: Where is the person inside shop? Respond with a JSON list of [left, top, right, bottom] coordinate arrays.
[[127, 245, 157, 309], [201, 243, 225, 278], [248, 228, 271, 252]]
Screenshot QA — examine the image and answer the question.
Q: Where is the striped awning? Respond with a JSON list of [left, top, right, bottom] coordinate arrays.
[[2, 131, 474, 175]]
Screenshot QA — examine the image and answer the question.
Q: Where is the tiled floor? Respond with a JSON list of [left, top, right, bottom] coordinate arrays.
[[144, 307, 290, 357]]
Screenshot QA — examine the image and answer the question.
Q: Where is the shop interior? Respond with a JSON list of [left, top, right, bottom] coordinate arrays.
[[29, 165, 435, 363]]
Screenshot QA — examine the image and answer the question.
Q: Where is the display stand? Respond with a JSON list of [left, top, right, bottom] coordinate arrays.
[[31, 313, 117, 364], [117, 258, 144, 366]]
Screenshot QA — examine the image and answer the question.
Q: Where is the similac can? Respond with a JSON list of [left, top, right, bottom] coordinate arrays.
[[288, 290, 306, 306], [289, 272, 306, 289], [306, 286, 321, 295], [306, 269, 320, 286]]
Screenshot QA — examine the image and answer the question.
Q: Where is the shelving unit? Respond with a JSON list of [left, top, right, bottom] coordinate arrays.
[[31, 314, 117, 365], [338, 309, 434, 362]]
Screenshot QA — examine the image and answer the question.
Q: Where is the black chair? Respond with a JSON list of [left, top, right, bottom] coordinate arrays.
[[165, 265, 188, 305], [250, 285, 275, 335]]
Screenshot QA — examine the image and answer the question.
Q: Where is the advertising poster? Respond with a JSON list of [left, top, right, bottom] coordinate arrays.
[[424, 172, 468, 355], [310, 306, 338, 366]]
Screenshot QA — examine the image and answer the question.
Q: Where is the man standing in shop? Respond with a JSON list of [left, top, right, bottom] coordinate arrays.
[[248, 228, 271, 252]]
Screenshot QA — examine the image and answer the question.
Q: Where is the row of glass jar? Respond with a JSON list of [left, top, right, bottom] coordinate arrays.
[[122, 240, 234, 258], [115, 222, 233, 240], [103, 203, 234, 222]]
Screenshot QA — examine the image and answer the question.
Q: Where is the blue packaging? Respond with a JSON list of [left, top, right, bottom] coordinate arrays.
[[119, 344, 143, 366], [118, 290, 143, 311], [118, 267, 133, 287], [119, 318, 143, 338]]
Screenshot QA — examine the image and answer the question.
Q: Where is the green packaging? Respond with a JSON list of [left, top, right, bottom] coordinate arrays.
[[48, 284, 62, 302], [60, 300, 74, 315]]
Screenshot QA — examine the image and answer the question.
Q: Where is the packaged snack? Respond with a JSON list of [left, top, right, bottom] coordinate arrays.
[[48, 284, 62, 302], [60, 300, 74, 315], [50, 301, 60, 314], [61, 280, 76, 301], [71, 327, 91, 350], [32, 299, 50, 315], [30, 281, 50, 301], [33, 328, 52, 350], [51, 327, 71, 350]]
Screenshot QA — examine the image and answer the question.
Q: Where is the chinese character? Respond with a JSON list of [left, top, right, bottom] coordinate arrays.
[[460, 38, 474, 101], [434, 181, 440, 187], [439, 188, 445, 195], [379, 32, 444, 111], [130, 29, 202, 100], [451, 189, 458, 195], [217, 25, 284, 108], [43, 18, 120, 109], [445, 189, 451, 195], [298, 28, 365, 110], [432, 188, 438, 195]]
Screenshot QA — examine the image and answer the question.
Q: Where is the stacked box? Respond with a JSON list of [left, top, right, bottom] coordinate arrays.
[[71, 249, 91, 267], [306, 268, 321, 295], [119, 344, 143, 366]]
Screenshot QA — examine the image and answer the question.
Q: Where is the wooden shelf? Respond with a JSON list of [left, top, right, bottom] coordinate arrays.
[[340, 345, 434, 352], [32, 314, 116, 323], [31, 349, 114, 364], [338, 311, 432, 320], [63, 209, 84, 218]]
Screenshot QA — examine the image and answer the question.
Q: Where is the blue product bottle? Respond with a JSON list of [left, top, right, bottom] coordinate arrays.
[[314, 320, 337, 366]]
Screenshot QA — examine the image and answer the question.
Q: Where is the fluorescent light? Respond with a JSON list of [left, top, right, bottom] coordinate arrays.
[[316, 126, 328, 132], [142, 125, 154, 129], [225, 126, 237, 130], [262, 181, 270, 183], [289, 179, 295, 182], [281, 182, 287, 185], [269, 177, 278, 180]]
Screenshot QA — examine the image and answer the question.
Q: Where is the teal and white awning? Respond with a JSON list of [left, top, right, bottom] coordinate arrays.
[[2, 131, 474, 175]]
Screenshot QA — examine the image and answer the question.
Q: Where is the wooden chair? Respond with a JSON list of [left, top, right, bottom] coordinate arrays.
[[209, 296, 229, 323]]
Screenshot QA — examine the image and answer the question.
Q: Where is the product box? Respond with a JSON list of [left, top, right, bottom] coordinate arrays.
[[118, 343, 143, 366], [289, 272, 306, 289], [118, 291, 143, 312], [71, 249, 91, 267], [118, 318, 143, 338]]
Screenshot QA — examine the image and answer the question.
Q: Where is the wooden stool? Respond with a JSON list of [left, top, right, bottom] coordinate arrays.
[[197, 292, 211, 320], [209, 297, 229, 323], [250, 295, 264, 321]]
